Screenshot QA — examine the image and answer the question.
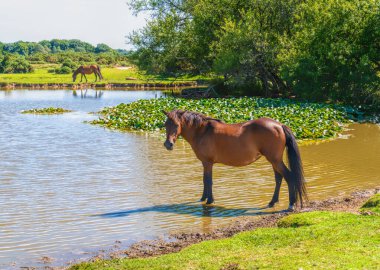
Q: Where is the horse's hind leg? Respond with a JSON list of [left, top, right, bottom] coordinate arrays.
[[268, 168, 283, 207], [271, 160, 296, 211], [84, 74, 88, 83]]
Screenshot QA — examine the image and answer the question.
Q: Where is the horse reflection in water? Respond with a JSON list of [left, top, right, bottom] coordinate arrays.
[[72, 89, 104, 99], [163, 110, 308, 211]]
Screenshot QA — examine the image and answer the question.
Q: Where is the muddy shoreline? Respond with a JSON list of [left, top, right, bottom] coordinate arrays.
[[67, 187, 379, 267]]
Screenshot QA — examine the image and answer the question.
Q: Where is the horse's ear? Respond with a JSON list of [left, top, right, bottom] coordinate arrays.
[[162, 110, 168, 116]]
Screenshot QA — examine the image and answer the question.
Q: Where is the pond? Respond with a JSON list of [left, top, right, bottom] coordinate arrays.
[[0, 89, 379, 268]]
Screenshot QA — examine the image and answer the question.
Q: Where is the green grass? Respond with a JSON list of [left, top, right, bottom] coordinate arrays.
[[0, 64, 207, 86], [21, 107, 72, 114], [91, 97, 356, 140], [71, 209, 380, 270], [360, 193, 380, 215]]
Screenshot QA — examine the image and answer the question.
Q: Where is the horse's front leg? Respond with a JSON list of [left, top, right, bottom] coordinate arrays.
[[94, 72, 98, 82], [201, 162, 214, 205], [80, 74, 83, 82], [84, 74, 88, 83]]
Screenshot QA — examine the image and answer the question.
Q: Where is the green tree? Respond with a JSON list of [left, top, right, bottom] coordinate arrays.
[[279, 0, 380, 103]]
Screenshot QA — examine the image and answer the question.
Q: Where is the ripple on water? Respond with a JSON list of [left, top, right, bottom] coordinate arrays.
[[0, 90, 379, 268]]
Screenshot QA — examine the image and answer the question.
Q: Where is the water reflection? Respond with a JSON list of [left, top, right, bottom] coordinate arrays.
[[73, 89, 104, 99]]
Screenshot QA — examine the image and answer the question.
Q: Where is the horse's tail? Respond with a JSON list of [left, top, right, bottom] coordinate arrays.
[[97, 65, 103, 80], [282, 125, 308, 207]]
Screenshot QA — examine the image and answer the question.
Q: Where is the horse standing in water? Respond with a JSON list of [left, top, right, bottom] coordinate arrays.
[[72, 65, 103, 82], [163, 110, 307, 211]]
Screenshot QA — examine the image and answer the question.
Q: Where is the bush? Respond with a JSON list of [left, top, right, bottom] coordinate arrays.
[[55, 66, 72, 74], [55, 59, 78, 74], [0, 54, 33, 73]]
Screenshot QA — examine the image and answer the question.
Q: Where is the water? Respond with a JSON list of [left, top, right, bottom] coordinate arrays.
[[0, 90, 379, 268]]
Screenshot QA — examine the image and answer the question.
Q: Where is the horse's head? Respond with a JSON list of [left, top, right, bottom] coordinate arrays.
[[163, 110, 182, 151]]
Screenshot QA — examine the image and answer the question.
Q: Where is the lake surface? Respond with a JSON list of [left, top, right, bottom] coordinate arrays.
[[0, 90, 379, 268]]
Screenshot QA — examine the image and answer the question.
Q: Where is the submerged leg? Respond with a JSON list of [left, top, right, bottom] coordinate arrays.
[[272, 161, 296, 211], [268, 169, 283, 207], [201, 162, 214, 204]]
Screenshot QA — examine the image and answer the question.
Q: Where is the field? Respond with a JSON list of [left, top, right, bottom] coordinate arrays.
[[0, 64, 206, 86]]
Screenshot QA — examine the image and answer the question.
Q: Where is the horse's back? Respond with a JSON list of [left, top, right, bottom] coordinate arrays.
[[198, 118, 286, 165]]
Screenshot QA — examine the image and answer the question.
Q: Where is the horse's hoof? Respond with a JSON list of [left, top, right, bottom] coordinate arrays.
[[268, 201, 278, 208], [287, 205, 295, 212], [205, 200, 214, 205], [199, 198, 206, 202]]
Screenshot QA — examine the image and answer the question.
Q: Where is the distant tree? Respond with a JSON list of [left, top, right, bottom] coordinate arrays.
[[95, 43, 113, 53]]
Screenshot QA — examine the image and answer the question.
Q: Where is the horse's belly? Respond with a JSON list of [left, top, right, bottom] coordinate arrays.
[[214, 145, 261, 167]]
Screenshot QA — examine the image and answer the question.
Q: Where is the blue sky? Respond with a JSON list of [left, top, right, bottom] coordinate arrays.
[[0, 0, 147, 49]]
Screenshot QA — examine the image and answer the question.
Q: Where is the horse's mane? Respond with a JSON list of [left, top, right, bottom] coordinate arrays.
[[168, 110, 222, 128]]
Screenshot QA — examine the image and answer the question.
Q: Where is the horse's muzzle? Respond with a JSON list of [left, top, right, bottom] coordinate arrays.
[[164, 140, 174, 151]]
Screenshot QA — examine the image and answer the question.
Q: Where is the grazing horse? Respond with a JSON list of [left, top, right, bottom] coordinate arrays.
[[163, 110, 307, 211], [72, 65, 103, 82]]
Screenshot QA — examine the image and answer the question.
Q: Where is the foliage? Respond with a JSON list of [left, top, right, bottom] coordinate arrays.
[[21, 107, 72, 114], [128, 0, 380, 104], [55, 59, 78, 74], [0, 54, 33, 73], [279, 0, 380, 104], [71, 209, 380, 269], [0, 39, 130, 67], [91, 97, 355, 139]]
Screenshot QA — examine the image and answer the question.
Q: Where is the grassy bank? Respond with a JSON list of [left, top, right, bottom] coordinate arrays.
[[92, 97, 358, 140], [0, 64, 205, 87], [71, 193, 380, 270]]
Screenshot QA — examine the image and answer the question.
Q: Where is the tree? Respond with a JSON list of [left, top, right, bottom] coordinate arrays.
[[128, 0, 380, 103], [279, 0, 380, 103]]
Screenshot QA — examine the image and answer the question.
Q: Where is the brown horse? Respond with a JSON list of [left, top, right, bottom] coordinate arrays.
[[163, 110, 307, 211], [72, 65, 103, 83]]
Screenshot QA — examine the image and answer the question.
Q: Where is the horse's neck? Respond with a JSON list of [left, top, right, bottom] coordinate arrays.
[[180, 124, 206, 147]]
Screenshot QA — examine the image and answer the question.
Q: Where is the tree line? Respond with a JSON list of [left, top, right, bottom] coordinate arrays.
[[128, 0, 379, 104], [0, 39, 130, 74]]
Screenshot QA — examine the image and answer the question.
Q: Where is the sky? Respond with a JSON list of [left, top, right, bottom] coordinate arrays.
[[0, 0, 148, 50]]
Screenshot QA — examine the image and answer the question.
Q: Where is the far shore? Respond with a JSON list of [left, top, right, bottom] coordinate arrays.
[[0, 82, 201, 90]]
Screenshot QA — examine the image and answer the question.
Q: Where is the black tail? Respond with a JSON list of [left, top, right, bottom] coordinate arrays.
[[282, 125, 308, 207], [97, 65, 103, 80]]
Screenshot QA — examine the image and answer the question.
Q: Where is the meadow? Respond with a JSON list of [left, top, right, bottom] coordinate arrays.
[[0, 64, 205, 86]]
